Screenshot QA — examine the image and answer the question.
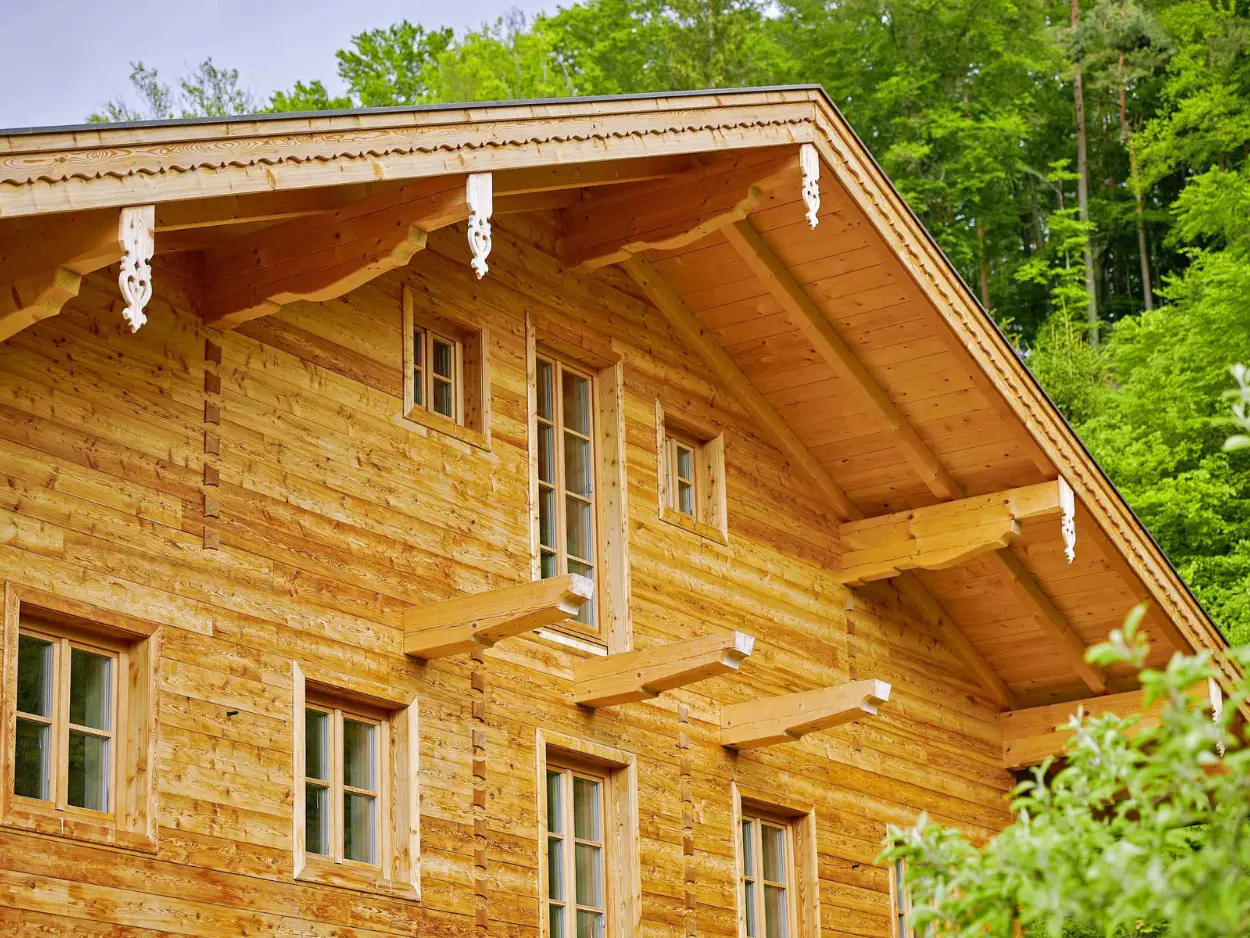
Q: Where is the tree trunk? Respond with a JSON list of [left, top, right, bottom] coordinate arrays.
[[977, 220, 992, 310], [1071, 0, 1099, 343], [1119, 51, 1154, 312]]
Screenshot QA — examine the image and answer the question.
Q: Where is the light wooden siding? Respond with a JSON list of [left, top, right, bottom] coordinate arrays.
[[0, 211, 1012, 938]]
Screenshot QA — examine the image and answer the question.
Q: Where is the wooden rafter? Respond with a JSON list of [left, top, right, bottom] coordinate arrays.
[[573, 631, 755, 708], [403, 574, 593, 660], [720, 679, 891, 749], [559, 149, 800, 270], [837, 481, 1066, 585], [623, 254, 857, 521], [998, 680, 1219, 769]]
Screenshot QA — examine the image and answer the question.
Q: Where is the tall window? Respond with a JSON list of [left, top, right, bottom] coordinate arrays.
[[15, 626, 120, 815], [303, 698, 382, 866], [545, 762, 608, 938], [535, 353, 597, 628], [891, 859, 915, 938], [740, 813, 795, 938]]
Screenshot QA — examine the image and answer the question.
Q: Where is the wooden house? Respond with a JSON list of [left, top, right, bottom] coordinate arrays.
[[0, 85, 1233, 938]]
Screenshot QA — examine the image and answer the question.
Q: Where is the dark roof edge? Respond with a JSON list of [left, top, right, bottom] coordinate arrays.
[[0, 84, 825, 138]]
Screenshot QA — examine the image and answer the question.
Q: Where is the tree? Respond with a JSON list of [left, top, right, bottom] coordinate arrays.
[[1069, 0, 1102, 341], [885, 608, 1249, 937], [90, 59, 256, 122]]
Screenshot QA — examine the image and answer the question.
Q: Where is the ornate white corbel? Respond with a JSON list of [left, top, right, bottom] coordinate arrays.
[[1059, 477, 1076, 563], [466, 173, 493, 279], [118, 205, 155, 332], [800, 143, 820, 229]]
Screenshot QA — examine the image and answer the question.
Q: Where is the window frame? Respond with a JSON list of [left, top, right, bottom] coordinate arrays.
[[401, 283, 491, 449], [739, 809, 799, 938], [1, 583, 160, 854], [655, 400, 728, 545], [537, 730, 639, 938], [889, 858, 916, 938], [292, 663, 420, 898], [731, 784, 819, 938]]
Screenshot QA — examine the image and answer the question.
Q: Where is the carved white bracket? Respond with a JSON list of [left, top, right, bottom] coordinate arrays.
[[800, 143, 820, 229], [118, 205, 155, 332], [1059, 477, 1076, 563], [466, 173, 493, 279]]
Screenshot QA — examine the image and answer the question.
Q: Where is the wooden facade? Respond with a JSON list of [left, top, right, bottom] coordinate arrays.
[[0, 86, 1233, 938]]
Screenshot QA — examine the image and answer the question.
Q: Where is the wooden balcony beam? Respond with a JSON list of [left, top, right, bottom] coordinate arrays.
[[720, 679, 891, 749], [573, 631, 755, 708], [837, 481, 1067, 585], [403, 574, 593, 660], [999, 680, 1220, 769], [559, 148, 800, 270]]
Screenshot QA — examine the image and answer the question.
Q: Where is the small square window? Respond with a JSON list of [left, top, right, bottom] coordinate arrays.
[[656, 402, 728, 544], [2, 587, 159, 853], [402, 284, 490, 446]]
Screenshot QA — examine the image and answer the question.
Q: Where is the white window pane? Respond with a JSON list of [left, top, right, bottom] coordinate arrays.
[[538, 424, 556, 484], [546, 771, 564, 833], [549, 903, 565, 938], [342, 718, 376, 791], [433, 378, 454, 418], [306, 782, 331, 856], [305, 709, 330, 781], [432, 339, 454, 379], [564, 434, 593, 498], [576, 909, 604, 938], [541, 550, 559, 579], [575, 843, 603, 908], [744, 880, 757, 938], [16, 635, 53, 717], [677, 445, 693, 480], [573, 777, 601, 841], [14, 718, 50, 801], [67, 730, 110, 812], [537, 359, 554, 421], [762, 825, 786, 883], [764, 884, 788, 938], [741, 819, 754, 874], [70, 648, 112, 731], [343, 791, 377, 863], [548, 835, 565, 900], [562, 371, 591, 436], [566, 496, 594, 562], [679, 480, 694, 516]]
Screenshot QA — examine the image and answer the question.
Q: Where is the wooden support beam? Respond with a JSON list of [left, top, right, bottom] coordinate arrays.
[[720, 679, 891, 749], [0, 267, 82, 342], [624, 254, 857, 521], [573, 631, 755, 708], [201, 175, 470, 327], [990, 547, 1107, 694], [403, 574, 593, 660], [724, 218, 963, 501], [493, 154, 695, 196], [999, 680, 1219, 769], [837, 481, 1066, 585], [895, 573, 1016, 708], [559, 149, 800, 270]]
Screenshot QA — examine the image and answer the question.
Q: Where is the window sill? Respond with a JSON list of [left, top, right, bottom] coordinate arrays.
[[659, 508, 729, 546], [2, 802, 157, 854], [396, 409, 490, 452], [297, 854, 419, 899], [528, 626, 610, 659]]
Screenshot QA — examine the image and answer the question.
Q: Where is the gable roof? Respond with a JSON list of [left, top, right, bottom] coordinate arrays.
[[0, 85, 1232, 708]]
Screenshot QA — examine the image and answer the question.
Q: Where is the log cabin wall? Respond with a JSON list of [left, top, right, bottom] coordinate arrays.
[[0, 206, 1016, 938]]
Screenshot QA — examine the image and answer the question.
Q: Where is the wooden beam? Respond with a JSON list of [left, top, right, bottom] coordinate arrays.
[[720, 679, 891, 749], [573, 631, 755, 708], [724, 218, 963, 501], [493, 154, 695, 195], [837, 481, 1065, 585], [999, 680, 1219, 769], [201, 175, 468, 326], [403, 574, 593, 660], [624, 254, 857, 521], [153, 184, 398, 232], [559, 149, 800, 270], [0, 268, 82, 342], [895, 573, 1016, 708], [990, 547, 1107, 694]]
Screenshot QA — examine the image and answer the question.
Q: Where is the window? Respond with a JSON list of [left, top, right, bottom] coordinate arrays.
[[732, 786, 819, 938], [537, 730, 639, 938], [535, 353, 599, 629], [890, 859, 915, 938], [402, 284, 490, 445], [655, 401, 727, 544], [1, 586, 158, 852], [292, 663, 419, 897], [545, 763, 607, 938], [739, 814, 795, 938]]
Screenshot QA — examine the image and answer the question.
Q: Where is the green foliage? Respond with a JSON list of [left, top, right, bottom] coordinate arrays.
[[267, 80, 351, 113], [885, 610, 1250, 937], [90, 59, 255, 122]]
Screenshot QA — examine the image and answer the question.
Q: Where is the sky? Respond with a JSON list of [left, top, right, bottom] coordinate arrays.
[[0, 0, 554, 130]]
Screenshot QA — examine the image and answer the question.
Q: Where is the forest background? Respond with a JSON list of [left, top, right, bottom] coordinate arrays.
[[91, 0, 1250, 643]]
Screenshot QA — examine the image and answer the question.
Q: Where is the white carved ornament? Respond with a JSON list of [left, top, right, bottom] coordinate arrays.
[[118, 204, 155, 332], [466, 173, 493, 279], [1059, 477, 1076, 563], [800, 143, 821, 229]]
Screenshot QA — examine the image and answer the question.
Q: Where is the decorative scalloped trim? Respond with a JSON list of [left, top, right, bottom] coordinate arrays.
[[0, 116, 813, 189], [813, 109, 1230, 669]]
